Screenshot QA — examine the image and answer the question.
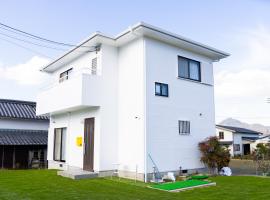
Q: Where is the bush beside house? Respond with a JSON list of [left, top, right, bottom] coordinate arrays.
[[199, 136, 231, 174]]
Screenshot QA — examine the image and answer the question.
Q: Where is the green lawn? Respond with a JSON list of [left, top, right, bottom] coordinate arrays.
[[0, 170, 270, 200]]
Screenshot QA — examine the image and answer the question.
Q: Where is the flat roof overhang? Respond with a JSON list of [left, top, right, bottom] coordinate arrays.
[[42, 22, 230, 73]]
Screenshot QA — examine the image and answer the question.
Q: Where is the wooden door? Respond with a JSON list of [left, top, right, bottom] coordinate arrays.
[[83, 118, 95, 171]]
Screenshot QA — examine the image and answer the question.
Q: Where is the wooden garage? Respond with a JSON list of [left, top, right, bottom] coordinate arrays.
[[0, 99, 49, 169], [0, 129, 47, 169]]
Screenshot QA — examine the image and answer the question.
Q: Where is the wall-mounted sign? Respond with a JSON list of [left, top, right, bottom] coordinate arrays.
[[76, 137, 82, 147]]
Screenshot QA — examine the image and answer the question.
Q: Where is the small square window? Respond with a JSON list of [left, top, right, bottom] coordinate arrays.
[[179, 120, 190, 135], [219, 131, 224, 139], [155, 82, 168, 97], [59, 68, 73, 83]]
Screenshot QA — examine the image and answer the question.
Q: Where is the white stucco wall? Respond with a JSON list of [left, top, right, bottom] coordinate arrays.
[[44, 35, 220, 177], [0, 118, 49, 130], [216, 128, 234, 155], [47, 44, 119, 172], [145, 37, 216, 172], [216, 128, 233, 142], [47, 108, 100, 170], [117, 38, 146, 174], [233, 133, 259, 155]]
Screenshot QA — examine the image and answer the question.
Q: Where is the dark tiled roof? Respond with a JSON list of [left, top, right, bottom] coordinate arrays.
[[242, 136, 259, 141], [0, 129, 47, 145], [0, 99, 48, 120], [216, 125, 262, 135]]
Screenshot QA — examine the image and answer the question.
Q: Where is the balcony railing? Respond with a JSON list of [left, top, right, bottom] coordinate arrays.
[[36, 68, 102, 115]]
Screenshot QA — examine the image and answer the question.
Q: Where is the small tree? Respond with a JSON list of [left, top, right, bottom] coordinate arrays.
[[198, 136, 231, 175], [252, 143, 270, 175]]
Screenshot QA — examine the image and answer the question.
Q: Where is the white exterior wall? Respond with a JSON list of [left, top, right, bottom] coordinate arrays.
[[42, 35, 222, 178], [47, 108, 100, 170], [216, 128, 234, 155], [0, 118, 49, 130], [216, 128, 233, 142], [145, 37, 216, 172], [47, 44, 119, 172], [117, 38, 146, 174], [233, 133, 259, 155]]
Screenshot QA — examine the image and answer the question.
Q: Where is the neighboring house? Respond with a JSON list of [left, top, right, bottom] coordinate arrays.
[[216, 125, 263, 156], [250, 135, 270, 151], [0, 99, 49, 169], [37, 22, 229, 181]]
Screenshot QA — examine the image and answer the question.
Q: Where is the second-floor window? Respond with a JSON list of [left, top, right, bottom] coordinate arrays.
[[178, 56, 201, 82], [219, 131, 224, 139], [59, 68, 73, 83]]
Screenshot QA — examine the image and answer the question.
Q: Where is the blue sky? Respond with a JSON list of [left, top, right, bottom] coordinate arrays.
[[0, 0, 270, 124]]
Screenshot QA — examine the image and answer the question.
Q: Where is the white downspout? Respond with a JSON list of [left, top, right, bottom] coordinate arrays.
[[143, 37, 147, 182]]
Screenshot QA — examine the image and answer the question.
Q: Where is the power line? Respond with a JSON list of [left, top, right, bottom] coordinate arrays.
[[216, 115, 270, 119], [0, 31, 69, 51], [0, 22, 95, 49], [0, 37, 52, 59]]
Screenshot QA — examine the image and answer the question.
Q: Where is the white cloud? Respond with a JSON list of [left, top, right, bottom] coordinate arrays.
[[215, 25, 270, 125], [215, 69, 270, 97], [0, 56, 50, 85]]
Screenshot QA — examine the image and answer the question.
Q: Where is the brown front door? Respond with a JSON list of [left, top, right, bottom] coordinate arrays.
[[83, 118, 95, 171]]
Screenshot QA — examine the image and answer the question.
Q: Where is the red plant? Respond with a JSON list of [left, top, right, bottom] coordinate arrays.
[[198, 136, 230, 174]]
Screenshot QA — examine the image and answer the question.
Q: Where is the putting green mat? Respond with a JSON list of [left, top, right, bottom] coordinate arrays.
[[150, 180, 211, 191]]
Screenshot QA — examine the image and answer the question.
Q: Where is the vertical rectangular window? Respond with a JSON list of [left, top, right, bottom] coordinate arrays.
[[155, 82, 168, 97], [219, 131, 224, 139], [179, 121, 190, 135], [91, 57, 97, 75], [233, 144, 240, 151], [54, 128, 67, 162], [178, 56, 201, 81], [178, 57, 189, 78], [155, 83, 161, 95], [189, 60, 200, 80]]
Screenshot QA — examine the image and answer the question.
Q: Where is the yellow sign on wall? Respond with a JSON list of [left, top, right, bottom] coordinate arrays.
[[76, 137, 82, 147]]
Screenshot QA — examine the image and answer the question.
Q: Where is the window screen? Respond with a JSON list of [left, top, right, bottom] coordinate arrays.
[[179, 121, 190, 135]]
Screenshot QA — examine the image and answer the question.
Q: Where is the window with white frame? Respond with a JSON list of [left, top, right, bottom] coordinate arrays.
[[54, 128, 67, 162], [178, 120, 190, 135]]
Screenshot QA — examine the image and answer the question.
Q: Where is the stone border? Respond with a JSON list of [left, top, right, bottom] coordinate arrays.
[[149, 182, 216, 192]]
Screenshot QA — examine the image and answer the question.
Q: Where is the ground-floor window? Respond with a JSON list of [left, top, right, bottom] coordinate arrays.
[[233, 144, 240, 151], [54, 128, 67, 162]]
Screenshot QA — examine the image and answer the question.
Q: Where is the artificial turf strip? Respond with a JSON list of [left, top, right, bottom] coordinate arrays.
[[150, 180, 211, 191]]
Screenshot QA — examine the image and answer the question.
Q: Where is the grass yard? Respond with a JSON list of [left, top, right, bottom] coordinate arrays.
[[0, 170, 270, 200]]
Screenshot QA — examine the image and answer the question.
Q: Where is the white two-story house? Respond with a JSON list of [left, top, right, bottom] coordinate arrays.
[[37, 22, 229, 181], [216, 125, 262, 156]]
